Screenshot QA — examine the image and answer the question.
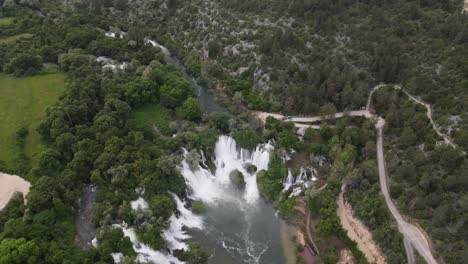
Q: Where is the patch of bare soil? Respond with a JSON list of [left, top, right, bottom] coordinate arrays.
[[0, 172, 30, 210], [337, 189, 386, 264]]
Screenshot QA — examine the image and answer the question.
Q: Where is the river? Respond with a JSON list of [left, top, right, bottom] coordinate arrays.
[[155, 41, 287, 263], [147, 39, 227, 114], [93, 35, 289, 263]]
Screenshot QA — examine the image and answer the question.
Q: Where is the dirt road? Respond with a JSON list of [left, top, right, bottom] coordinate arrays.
[[0, 172, 30, 210], [367, 83, 456, 148], [337, 185, 386, 264]]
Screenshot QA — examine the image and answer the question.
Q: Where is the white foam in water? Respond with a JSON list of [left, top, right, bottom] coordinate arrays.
[[96, 56, 128, 71], [180, 135, 273, 205], [110, 193, 202, 263], [281, 169, 295, 191], [130, 197, 149, 210], [282, 167, 318, 195], [113, 224, 184, 264], [163, 194, 203, 251], [144, 38, 171, 56], [111, 252, 123, 263]]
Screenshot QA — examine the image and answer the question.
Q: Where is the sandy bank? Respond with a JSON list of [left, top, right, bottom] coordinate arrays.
[[337, 188, 386, 264], [0, 172, 30, 210]]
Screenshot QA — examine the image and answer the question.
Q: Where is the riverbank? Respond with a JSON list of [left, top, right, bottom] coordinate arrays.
[[337, 187, 385, 264], [0, 172, 30, 210]]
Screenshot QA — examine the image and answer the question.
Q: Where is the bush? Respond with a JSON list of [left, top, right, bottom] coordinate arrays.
[[4, 53, 42, 76], [187, 242, 209, 264], [279, 197, 297, 219], [229, 169, 246, 189], [233, 126, 260, 150], [244, 163, 257, 173], [191, 200, 206, 214], [257, 170, 282, 202], [149, 194, 176, 221], [177, 97, 203, 122]]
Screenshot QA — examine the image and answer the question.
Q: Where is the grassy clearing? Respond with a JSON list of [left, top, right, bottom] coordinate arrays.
[[0, 73, 65, 168], [0, 17, 14, 26], [128, 104, 174, 136], [0, 33, 33, 44]]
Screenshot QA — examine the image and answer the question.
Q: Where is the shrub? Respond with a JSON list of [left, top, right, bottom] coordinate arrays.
[[4, 53, 42, 76], [191, 200, 206, 214], [229, 169, 246, 189]]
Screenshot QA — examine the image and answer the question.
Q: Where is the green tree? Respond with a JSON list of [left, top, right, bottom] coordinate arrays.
[[233, 126, 260, 150], [187, 242, 209, 264], [178, 98, 203, 122], [149, 195, 177, 221], [4, 53, 42, 76], [0, 238, 41, 264]]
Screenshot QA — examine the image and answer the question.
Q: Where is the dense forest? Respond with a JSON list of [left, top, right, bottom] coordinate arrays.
[[58, 3, 468, 135], [1, 0, 467, 263], [93, 0, 468, 150], [0, 3, 214, 263], [370, 88, 468, 263]]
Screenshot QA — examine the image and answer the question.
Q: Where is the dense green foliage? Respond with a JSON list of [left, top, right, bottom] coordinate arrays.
[[0, 4, 209, 263], [257, 154, 287, 202], [177, 97, 203, 122], [191, 200, 206, 214], [233, 126, 260, 150], [309, 181, 366, 264], [4, 53, 42, 76], [2, 0, 466, 263], [112, 0, 467, 127], [295, 115, 406, 263]]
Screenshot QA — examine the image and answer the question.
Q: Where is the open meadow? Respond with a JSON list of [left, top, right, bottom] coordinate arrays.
[[0, 73, 65, 169]]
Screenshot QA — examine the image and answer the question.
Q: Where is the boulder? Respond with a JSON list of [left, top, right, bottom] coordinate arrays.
[[229, 169, 246, 189]]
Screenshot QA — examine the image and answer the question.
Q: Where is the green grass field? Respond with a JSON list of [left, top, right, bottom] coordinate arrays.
[[128, 104, 174, 136], [0, 73, 65, 168], [0, 17, 14, 26], [0, 33, 33, 44]]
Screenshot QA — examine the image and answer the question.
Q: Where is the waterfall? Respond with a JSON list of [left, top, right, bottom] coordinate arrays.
[[180, 135, 273, 205], [281, 167, 318, 196], [144, 38, 171, 56], [163, 194, 203, 251], [110, 135, 276, 263], [113, 223, 184, 264], [281, 169, 295, 191]]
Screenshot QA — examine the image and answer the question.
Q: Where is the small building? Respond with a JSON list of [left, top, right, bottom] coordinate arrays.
[[370, 108, 377, 115]]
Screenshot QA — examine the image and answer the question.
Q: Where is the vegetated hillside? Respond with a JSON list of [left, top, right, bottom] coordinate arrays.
[[370, 88, 468, 264], [85, 0, 468, 147]]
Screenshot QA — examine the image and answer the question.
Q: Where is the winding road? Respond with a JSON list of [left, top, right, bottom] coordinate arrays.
[[376, 119, 436, 264], [367, 83, 456, 148], [253, 83, 451, 263]]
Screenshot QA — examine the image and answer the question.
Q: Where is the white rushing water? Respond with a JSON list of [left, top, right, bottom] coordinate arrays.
[[112, 194, 202, 264], [163, 194, 203, 251], [180, 135, 273, 205], [145, 38, 171, 56], [113, 223, 184, 264], [180, 135, 288, 264], [96, 56, 128, 72], [281, 167, 318, 198]]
